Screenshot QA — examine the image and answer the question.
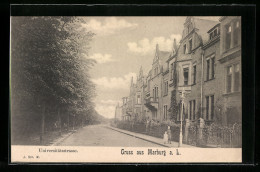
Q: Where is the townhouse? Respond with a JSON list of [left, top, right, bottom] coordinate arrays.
[[117, 16, 241, 127]]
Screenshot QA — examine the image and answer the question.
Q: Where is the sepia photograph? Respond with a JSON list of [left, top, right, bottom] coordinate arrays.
[[10, 16, 242, 163]]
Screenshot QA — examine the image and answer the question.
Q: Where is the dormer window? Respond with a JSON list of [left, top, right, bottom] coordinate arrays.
[[209, 27, 219, 40]]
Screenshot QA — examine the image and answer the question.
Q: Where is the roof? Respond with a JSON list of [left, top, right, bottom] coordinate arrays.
[[193, 18, 220, 44], [207, 23, 220, 33]]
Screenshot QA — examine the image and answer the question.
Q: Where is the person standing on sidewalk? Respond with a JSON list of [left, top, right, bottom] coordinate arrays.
[[146, 118, 149, 133], [167, 126, 172, 144], [163, 131, 168, 144]]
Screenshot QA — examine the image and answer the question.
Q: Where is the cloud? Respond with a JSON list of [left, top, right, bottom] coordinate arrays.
[[92, 72, 137, 90], [88, 53, 115, 64], [99, 99, 119, 106], [83, 17, 138, 36], [127, 34, 182, 55], [95, 104, 116, 119], [94, 99, 122, 118]]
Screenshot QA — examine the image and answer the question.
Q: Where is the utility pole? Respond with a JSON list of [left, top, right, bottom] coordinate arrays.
[[179, 87, 189, 147], [179, 88, 185, 147]]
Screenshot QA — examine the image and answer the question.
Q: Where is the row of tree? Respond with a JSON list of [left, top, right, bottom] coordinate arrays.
[[11, 17, 99, 145]]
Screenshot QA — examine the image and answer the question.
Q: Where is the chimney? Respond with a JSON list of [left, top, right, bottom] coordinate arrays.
[[173, 38, 177, 53], [156, 43, 159, 52]]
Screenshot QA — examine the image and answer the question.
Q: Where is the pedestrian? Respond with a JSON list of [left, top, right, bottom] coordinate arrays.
[[146, 118, 149, 133], [163, 131, 168, 144], [167, 126, 172, 144]]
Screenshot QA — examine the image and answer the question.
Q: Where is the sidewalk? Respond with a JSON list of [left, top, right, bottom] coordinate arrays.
[[50, 130, 76, 146], [105, 125, 195, 148]]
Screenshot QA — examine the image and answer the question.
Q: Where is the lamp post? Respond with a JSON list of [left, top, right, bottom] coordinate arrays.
[[179, 87, 188, 147]]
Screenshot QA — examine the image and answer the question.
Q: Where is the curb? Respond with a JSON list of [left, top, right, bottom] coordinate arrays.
[[105, 126, 171, 148], [50, 130, 76, 146]]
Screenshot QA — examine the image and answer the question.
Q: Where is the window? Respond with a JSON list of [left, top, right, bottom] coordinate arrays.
[[137, 95, 141, 104], [193, 65, 196, 84], [213, 28, 218, 37], [211, 95, 214, 120], [209, 28, 219, 40], [153, 86, 158, 100], [211, 57, 215, 79], [206, 96, 209, 120], [234, 20, 241, 46], [206, 56, 215, 81], [234, 64, 240, 92], [225, 24, 232, 50], [227, 66, 232, 93], [183, 67, 189, 86], [210, 32, 214, 40], [226, 64, 240, 93], [183, 44, 187, 54], [189, 100, 196, 120], [206, 59, 210, 80], [205, 95, 214, 121], [163, 105, 168, 120], [164, 81, 168, 96], [189, 39, 193, 53]]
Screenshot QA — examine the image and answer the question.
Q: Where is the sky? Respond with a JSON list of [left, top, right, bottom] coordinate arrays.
[[81, 17, 220, 119]]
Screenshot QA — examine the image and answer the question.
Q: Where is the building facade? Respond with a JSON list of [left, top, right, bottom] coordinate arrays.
[[117, 16, 241, 127]]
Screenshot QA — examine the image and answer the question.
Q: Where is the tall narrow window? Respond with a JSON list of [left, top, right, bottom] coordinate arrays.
[[227, 66, 232, 93], [214, 28, 218, 37], [193, 100, 196, 120], [210, 32, 214, 40], [211, 57, 215, 79], [183, 44, 187, 54], [234, 21, 240, 46], [189, 39, 193, 53], [137, 95, 141, 104], [225, 25, 232, 50], [164, 105, 168, 120], [193, 65, 196, 84], [234, 64, 240, 92], [206, 96, 209, 120], [211, 95, 214, 120], [189, 101, 192, 120], [166, 81, 168, 94], [183, 67, 189, 86], [206, 59, 210, 80]]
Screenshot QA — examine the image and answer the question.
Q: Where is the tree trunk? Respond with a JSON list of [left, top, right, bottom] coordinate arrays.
[[40, 103, 45, 145], [58, 108, 61, 136], [67, 114, 70, 131]]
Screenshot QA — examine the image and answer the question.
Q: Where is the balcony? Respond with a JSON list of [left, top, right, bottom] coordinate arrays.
[[126, 107, 132, 114], [144, 97, 159, 111]]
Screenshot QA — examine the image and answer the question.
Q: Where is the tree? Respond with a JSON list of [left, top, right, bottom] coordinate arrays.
[[169, 61, 178, 121], [11, 17, 96, 144]]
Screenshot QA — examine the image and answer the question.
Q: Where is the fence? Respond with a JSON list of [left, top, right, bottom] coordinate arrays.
[[187, 123, 242, 148]]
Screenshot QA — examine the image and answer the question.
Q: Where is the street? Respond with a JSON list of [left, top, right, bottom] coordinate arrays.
[[57, 125, 162, 147]]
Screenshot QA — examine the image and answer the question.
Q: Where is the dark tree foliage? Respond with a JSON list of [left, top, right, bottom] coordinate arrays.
[[11, 17, 98, 144], [169, 61, 178, 121]]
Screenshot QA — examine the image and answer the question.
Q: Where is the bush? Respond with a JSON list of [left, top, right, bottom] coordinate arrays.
[[115, 120, 184, 142]]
